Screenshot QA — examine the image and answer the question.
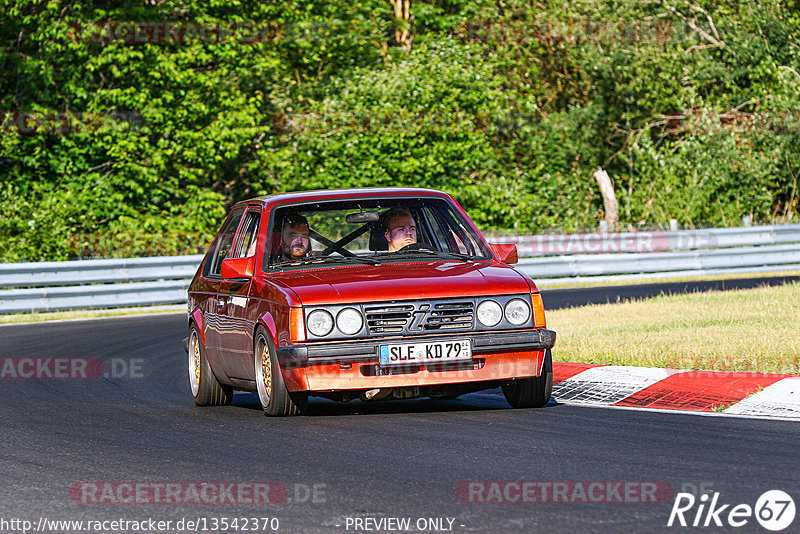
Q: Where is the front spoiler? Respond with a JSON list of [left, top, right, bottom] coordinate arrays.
[[276, 329, 556, 368], [276, 329, 555, 392]]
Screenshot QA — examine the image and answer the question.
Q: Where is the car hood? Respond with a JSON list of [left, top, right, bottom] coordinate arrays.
[[266, 261, 534, 306]]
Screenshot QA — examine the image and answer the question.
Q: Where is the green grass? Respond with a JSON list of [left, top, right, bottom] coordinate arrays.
[[0, 306, 185, 325], [547, 281, 800, 374], [538, 269, 800, 289]]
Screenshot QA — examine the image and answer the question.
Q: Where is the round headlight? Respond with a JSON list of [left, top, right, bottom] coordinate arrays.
[[477, 300, 502, 327], [336, 307, 363, 335], [504, 298, 531, 326], [307, 310, 334, 337]]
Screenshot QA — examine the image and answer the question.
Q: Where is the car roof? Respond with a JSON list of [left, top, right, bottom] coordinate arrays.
[[231, 187, 452, 210]]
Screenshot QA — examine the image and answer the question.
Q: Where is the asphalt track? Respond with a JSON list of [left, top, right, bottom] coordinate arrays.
[[1, 282, 799, 533]]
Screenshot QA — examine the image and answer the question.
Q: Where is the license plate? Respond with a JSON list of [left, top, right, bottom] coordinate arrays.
[[378, 340, 472, 366]]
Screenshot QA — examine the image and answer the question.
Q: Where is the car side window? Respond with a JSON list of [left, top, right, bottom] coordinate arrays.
[[441, 209, 481, 256], [205, 209, 245, 277], [421, 206, 449, 251], [422, 205, 474, 255], [232, 211, 260, 259]]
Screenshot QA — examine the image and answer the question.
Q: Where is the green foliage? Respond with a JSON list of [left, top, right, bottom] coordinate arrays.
[[1, 0, 799, 260], [254, 39, 505, 190]]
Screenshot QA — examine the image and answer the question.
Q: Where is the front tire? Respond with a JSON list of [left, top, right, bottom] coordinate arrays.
[[188, 324, 232, 406], [502, 349, 553, 409], [254, 328, 307, 416]]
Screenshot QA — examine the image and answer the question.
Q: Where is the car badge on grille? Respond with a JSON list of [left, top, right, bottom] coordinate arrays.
[[408, 310, 428, 331]]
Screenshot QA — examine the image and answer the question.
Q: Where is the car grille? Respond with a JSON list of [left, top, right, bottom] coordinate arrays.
[[364, 299, 475, 336]]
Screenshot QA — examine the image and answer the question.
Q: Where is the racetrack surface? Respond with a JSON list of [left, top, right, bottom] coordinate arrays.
[[1, 286, 799, 533]]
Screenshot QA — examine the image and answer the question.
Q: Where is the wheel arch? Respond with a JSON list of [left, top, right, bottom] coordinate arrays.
[[190, 308, 206, 347], [255, 310, 308, 392], [255, 311, 280, 353]]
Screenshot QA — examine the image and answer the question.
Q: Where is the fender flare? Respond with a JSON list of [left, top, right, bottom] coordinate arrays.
[[190, 308, 206, 346], [256, 311, 308, 392], [256, 312, 280, 354]]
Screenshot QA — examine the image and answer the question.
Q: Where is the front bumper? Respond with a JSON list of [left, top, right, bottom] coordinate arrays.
[[277, 329, 556, 392]]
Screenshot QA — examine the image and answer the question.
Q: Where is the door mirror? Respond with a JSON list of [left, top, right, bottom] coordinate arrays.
[[221, 256, 254, 280], [489, 243, 518, 264]]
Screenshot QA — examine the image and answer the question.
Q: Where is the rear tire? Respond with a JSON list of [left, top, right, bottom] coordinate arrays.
[[254, 327, 307, 416], [188, 324, 233, 406], [502, 349, 553, 409]]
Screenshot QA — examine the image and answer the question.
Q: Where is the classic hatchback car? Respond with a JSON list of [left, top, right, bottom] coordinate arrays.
[[185, 188, 556, 416]]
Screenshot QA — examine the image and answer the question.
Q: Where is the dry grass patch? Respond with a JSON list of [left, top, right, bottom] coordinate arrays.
[[547, 282, 800, 374]]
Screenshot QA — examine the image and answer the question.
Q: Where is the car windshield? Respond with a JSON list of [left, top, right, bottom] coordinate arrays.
[[265, 196, 492, 270]]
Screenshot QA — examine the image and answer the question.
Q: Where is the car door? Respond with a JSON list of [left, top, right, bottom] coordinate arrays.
[[215, 208, 262, 380], [201, 208, 246, 371]]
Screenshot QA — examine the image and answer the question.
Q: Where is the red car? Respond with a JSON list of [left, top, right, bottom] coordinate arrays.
[[185, 188, 555, 416]]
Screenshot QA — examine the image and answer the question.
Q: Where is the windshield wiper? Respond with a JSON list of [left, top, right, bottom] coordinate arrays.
[[396, 247, 474, 262], [270, 258, 325, 269], [274, 255, 379, 268], [317, 255, 380, 266]]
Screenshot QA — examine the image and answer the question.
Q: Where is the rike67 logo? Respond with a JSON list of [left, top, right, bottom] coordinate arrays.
[[668, 490, 795, 531]]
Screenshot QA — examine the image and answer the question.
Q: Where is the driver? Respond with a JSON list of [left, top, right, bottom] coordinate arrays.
[[384, 207, 417, 252], [281, 213, 311, 261]]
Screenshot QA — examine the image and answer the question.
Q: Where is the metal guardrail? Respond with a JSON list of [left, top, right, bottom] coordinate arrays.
[[492, 223, 800, 256], [0, 280, 191, 314], [490, 224, 800, 285], [0, 256, 202, 314], [516, 244, 800, 285], [0, 255, 204, 288], [1, 225, 799, 313]]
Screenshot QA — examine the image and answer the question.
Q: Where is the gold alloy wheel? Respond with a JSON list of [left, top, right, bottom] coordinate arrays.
[[194, 340, 201, 382], [188, 330, 201, 397], [261, 343, 272, 401]]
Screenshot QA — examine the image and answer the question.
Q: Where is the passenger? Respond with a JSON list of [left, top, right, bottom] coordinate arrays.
[[281, 213, 311, 261], [384, 207, 417, 252]]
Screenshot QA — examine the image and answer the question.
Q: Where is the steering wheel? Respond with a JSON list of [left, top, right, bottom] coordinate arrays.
[[397, 242, 423, 252]]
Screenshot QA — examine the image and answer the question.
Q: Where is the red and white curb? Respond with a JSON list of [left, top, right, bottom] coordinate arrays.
[[480, 363, 800, 420], [551, 363, 799, 419]]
